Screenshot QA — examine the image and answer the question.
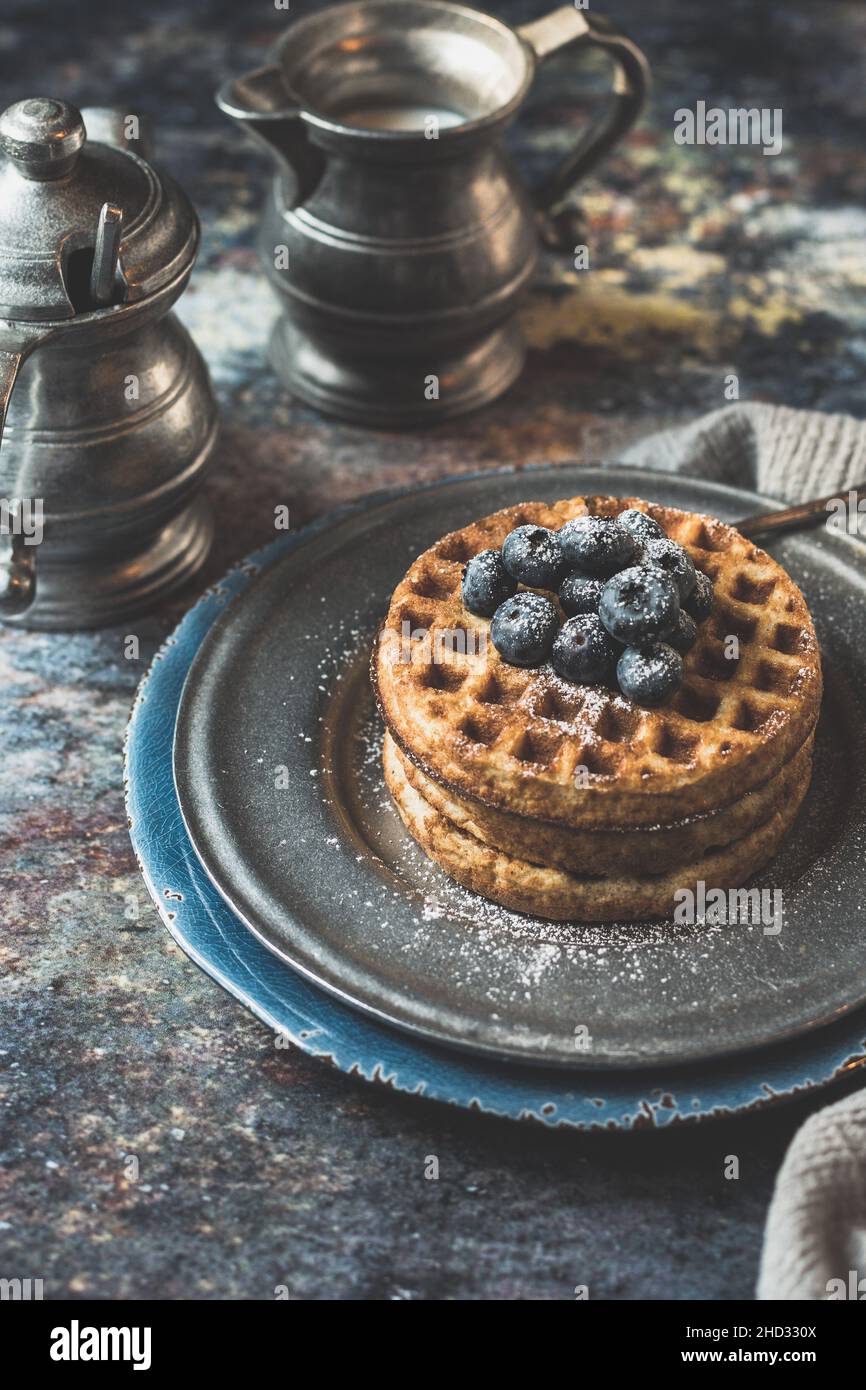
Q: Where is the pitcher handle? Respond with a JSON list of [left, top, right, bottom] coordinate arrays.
[[518, 7, 650, 242]]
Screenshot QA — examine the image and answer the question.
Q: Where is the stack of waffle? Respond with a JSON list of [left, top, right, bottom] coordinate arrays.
[[374, 496, 822, 921]]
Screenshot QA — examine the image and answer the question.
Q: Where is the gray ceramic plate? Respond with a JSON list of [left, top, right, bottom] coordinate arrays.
[[173, 466, 866, 1069]]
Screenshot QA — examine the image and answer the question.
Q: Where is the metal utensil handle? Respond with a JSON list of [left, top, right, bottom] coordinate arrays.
[[89, 203, 123, 308], [518, 6, 650, 218], [0, 348, 37, 618], [736, 484, 866, 540]]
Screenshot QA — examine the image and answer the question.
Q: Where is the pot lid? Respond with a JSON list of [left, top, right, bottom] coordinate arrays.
[[0, 97, 198, 322]]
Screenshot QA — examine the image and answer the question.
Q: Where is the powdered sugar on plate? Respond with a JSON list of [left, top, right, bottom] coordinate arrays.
[[322, 635, 752, 1003]]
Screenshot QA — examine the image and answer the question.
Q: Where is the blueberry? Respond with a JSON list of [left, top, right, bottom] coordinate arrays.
[[552, 614, 618, 686], [668, 609, 698, 654], [598, 566, 680, 646], [640, 537, 697, 601], [558, 515, 638, 577], [501, 525, 566, 589], [617, 508, 666, 543], [462, 548, 518, 617], [490, 592, 560, 667], [684, 569, 714, 622], [559, 572, 605, 617], [617, 643, 684, 707]]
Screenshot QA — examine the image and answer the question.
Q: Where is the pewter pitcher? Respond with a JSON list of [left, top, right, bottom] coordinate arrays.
[[218, 0, 649, 426]]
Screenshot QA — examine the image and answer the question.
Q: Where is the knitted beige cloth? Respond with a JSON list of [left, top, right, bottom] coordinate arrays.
[[620, 400, 866, 503], [625, 401, 866, 1301], [756, 1088, 866, 1301]]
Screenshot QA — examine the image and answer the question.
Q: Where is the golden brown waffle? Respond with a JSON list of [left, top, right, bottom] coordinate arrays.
[[375, 497, 822, 829], [387, 731, 814, 876], [384, 733, 810, 922]]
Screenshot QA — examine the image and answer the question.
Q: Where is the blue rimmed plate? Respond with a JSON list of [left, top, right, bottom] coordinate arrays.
[[126, 467, 866, 1126]]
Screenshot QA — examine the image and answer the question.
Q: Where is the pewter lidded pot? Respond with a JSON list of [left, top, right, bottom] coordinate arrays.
[[218, 0, 649, 426], [0, 97, 219, 628]]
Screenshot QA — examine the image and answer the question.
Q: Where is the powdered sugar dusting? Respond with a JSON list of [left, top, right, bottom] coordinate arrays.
[[259, 525, 864, 1066], [341, 657, 742, 1001]]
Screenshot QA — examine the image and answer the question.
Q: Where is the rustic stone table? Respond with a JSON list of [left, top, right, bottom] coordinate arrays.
[[3, 0, 865, 1299]]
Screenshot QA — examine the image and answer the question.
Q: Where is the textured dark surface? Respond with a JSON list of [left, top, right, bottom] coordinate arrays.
[[2, 0, 866, 1300]]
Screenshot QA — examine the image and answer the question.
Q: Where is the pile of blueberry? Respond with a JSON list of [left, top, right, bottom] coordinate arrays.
[[461, 510, 714, 707]]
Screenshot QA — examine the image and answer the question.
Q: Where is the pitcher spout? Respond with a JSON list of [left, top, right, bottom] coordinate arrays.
[[216, 65, 323, 206]]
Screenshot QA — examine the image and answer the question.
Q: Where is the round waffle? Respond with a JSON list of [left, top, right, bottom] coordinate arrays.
[[386, 731, 814, 876], [384, 733, 811, 922], [375, 496, 822, 830]]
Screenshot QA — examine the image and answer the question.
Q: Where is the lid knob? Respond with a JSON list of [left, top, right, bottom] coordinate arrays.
[[0, 97, 86, 180]]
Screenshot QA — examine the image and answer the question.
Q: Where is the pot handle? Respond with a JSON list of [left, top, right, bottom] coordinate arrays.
[[518, 7, 650, 243], [0, 348, 37, 619]]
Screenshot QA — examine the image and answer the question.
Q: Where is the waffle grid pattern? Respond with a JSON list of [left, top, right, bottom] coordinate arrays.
[[377, 496, 822, 828]]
